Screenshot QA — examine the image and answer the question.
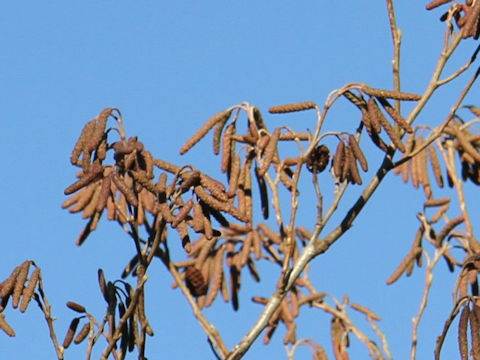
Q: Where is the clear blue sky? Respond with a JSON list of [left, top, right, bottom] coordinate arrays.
[[1, 1, 478, 359]]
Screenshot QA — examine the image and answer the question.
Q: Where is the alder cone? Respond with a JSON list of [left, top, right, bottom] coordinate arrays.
[[306, 145, 330, 173], [185, 266, 208, 297]]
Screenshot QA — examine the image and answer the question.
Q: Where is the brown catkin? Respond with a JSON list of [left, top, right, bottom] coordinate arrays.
[[362, 85, 421, 101], [95, 174, 112, 212], [268, 101, 316, 114], [74, 322, 90, 344], [430, 204, 449, 223], [344, 146, 362, 185], [458, 305, 470, 360], [348, 135, 368, 172], [372, 98, 406, 152], [199, 174, 228, 202], [436, 216, 465, 247], [424, 197, 450, 207], [81, 184, 102, 219], [98, 269, 109, 303], [0, 266, 21, 298], [63, 318, 80, 349], [12, 261, 31, 309], [172, 199, 194, 228], [64, 163, 103, 195], [252, 230, 262, 260], [367, 97, 383, 134], [333, 141, 345, 179], [66, 301, 86, 313], [0, 314, 15, 337], [190, 202, 206, 233], [176, 221, 191, 252], [19, 267, 40, 313], [221, 123, 235, 174], [66, 185, 96, 213], [112, 174, 138, 207], [470, 304, 480, 360], [254, 167, 269, 220], [227, 155, 241, 197], [343, 90, 367, 108], [428, 144, 444, 188], [194, 186, 247, 222], [205, 246, 225, 307], [386, 247, 423, 285], [179, 170, 201, 193], [258, 128, 281, 177], [349, 303, 381, 321], [213, 111, 232, 155], [130, 170, 157, 194], [376, 97, 413, 133], [180, 109, 233, 155]]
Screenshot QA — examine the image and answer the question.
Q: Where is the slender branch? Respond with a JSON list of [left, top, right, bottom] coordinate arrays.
[[385, 0, 402, 111], [410, 244, 450, 360]]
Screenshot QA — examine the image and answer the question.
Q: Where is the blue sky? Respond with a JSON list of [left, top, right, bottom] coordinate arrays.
[[1, 1, 478, 359]]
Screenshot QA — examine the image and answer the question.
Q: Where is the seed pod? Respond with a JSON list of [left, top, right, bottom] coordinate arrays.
[[268, 101, 316, 114], [12, 261, 31, 309], [458, 305, 470, 360], [348, 135, 368, 171], [63, 317, 80, 349], [180, 109, 233, 155], [185, 266, 208, 297], [428, 144, 444, 188], [306, 145, 330, 173], [19, 267, 40, 313], [436, 216, 464, 247], [74, 322, 90, 345], [333, 141, 345, 179], [258, 128, 281, 177], [64, 163, 103, 195], [66, 301, 86, 313], [362, 85, 421, 101], [376, 97, 413, 133], [0, 314, 15, 337]]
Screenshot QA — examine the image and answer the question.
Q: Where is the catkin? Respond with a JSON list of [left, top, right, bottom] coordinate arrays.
[[372, 98, 406, 152], [333, 141, 345, 179], [367, 97, 383, 134], [12, 261, 31, 309], [221, 124, 235, 173], [376, 96, 413, 133], [19, 267, 40, 313], [205, 246, 225, 307], [350, 303, 381, 321], [70, 120, 96, 166], [348, 135, 368, 172], [428, 144, 444, 188], [194, 186, 246, 222], [344, 146, 362, 185], [66, 301, 86, 313], [74, 322, 91, 344], [199, 174, 228, 202], [436, 216, 465, 247], [386, 247, 423, 285], [0, 266, 20, 298], [180, 109, 233, 155], [458, 305, 470, 360], [254, 167, 269, 220], [213, 112, 232, 155], [0, 314, 15, 337], [63, 318, 80, 349], [64, 163, 103, 195], [424, 197, 450, 207], [172, 199, 194, 228], [343, 90, 367, 108], [258, 128, 281, 177], [268, 101, 316, 114], [430, 204, 449, 223], [112, 174, 138, 207], [81, 184, 102, 219], [64, 185, 95, 212], [361, 85, 422, 101]]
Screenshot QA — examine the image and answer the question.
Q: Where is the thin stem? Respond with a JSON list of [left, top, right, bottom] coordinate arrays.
[[385, 0, 402, 111]]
